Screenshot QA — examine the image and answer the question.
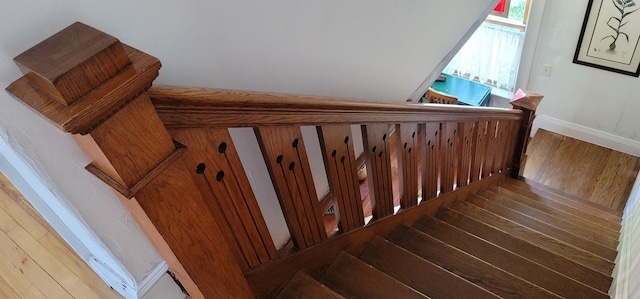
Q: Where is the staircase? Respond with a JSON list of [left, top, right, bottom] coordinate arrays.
[[277, 177, 620, 298]]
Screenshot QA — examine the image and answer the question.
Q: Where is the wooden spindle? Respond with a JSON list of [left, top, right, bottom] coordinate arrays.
[[441, 122, 457, 193], [317, 125, 365, 233], [457, 122, 475, 187], [421, 122, 441, 200], [362, 124, 394, 219], [255, 126, 327, 249], [470, 121, 488, 182], [396, 123, 419, 209]]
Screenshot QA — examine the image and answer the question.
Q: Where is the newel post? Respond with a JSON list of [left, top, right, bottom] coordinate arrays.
[[510, 90, 543, 179], [6, 23, 253, 298]]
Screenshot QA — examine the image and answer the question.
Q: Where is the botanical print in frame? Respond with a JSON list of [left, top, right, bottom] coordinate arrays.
[[574, 0, 640, 77]]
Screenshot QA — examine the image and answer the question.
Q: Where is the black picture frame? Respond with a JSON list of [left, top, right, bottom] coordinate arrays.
[[574, 0, 640, 77]]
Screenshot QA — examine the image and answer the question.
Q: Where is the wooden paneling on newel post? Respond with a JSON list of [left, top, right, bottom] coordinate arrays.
[[510, 90, 543, 179], [6, 22, 253, 298]]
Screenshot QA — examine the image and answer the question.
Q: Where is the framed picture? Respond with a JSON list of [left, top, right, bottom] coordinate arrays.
[[574, 0, 640, 77]]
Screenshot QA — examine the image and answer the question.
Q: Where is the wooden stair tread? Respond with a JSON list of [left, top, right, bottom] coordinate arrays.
[[520, 177, 623, 218], [435, 208, 613, 293], [412, 215, 608, 298], [360, 236, 500, 299], [320, 252, 427, 299], [388, 225, 560, 298], [467, 194, 617, 261], [500, 180, 622, 228], [486, 186, 620, 240], [482, 188, 618, 249], [450, 200, 615, 275], [276, 271, 344, 299]]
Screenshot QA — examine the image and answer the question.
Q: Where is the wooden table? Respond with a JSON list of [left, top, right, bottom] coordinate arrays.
[[430, 74, 492, 106]]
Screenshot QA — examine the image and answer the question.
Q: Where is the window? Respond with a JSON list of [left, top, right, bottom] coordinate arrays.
[[443, 0, 531, 93]]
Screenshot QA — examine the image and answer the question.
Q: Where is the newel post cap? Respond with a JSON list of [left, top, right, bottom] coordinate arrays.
[[510, 89, 543, 111]]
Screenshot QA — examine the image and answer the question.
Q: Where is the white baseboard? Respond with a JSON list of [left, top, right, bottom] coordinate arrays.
[[137, 261, 169, 297], [532, 115, 640, 157]]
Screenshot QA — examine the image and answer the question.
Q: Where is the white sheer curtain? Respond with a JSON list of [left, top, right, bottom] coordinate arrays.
[[444, 22, 525, 92]]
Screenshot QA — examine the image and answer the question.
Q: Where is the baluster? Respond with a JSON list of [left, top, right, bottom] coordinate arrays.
[[504, 120, 520, 171], [362, 124, 394, 220], [441, 122, 457, 193], [317, 125, 365, 233], [255, 126, 327, 249], [396, 123, 419, 209], [457, 122, 475, 187], [422, 122, 441, 200], [483, 121, 499, 177], [171, 128, 277, 269], [470, 121, 488, 182], [492, 121, 508, 174]]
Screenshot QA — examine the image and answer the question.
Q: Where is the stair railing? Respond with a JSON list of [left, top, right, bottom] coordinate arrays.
[[6, 22, 536, 298]]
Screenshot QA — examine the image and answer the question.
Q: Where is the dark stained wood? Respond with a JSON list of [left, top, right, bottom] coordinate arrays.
[[441, 122, 457, 193], [481, 188, 618, 249], [484, 121, 498, 177], [413, 215, 608, 298], [276, 272, 344, 299], [589, 150, 640, 211], [13, 22, 132, 106], [422, 122, 441, 200], [457, 122, 474, 188], [466, 194, 617, 261], [450, 200, 615, 275], [321, 252, 427, 299], [255, 126, 327, 249], [498, 182, 622, 230], [396, 124, 419, 209], [435, 208, 613, 293], [149, 86, 523, 129], [362, 124, 395, 220], [317, 125, 364, 233], [244, 174, 506, 298], [522, 129, 564, 182], [360, 236, 500, 299], [388, 225, 559, 298], [170, 128, 277, 268], [511, 97, 540, 178], [471, 121, 488, 182]]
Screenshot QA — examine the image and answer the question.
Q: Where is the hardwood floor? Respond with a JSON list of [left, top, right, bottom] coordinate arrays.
[[0, 172, 122, 299], [523, 129, 640, 212]]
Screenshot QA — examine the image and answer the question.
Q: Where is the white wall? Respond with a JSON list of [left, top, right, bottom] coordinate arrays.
[[525, 1, 640, 144], [0, 0, 494, 296]]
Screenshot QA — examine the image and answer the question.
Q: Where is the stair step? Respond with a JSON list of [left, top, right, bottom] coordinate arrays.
[[360, 236, 500, 299], [388, 225, 560, 298], [499, 180, 622, 229], [482, 188, 619, 249], [436, 208, 613, 293], [413, 215, 608, 298], [320, 252, 427, 299], [450, 200, 615, 275], [276, 271, 344, 299], [467, 194, 617, 261], [520, 177, 623, 218], [487, 186, 620, 241]]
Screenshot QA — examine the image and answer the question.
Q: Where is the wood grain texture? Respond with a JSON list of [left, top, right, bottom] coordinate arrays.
[[436, 207, 613, 293], [421, 122, 441, 201], [522, 129, 563, 181], [170, 128, 277, 269], [276, 272, 344, 299], [471, 121, 489, 182], [362, 124, 395, 220], [441, 122, 457, 193], [317, 125, 364, 233], [388, 225, 559, 298], [396, 124, 419, 209], [320, 252, 427, 299], [360, 236, 500, 299], [255, 126, 327, 249], [450, 200, 615, 275], [413, 215, 608, 298], [457, 122, 474, 188]]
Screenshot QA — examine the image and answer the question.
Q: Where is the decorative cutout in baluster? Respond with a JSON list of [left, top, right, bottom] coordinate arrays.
[[396, 123, 419, 209], [255, 127, 327, 249], [440, 122, 457, 193], [169, 128, 277, 270], [470, 121, 488, 182], [362, 124, 394, 220], [422, 122, 441, 200], [457, 122, 475, 187], [317, 125, 364, 233]]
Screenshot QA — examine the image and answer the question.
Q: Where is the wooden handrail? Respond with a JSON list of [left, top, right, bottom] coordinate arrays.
[[6, 22, 538, 298]]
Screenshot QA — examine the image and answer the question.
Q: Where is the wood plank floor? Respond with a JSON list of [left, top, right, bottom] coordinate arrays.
[[523, 129, 640, 212], [0, 172, 122, 299]]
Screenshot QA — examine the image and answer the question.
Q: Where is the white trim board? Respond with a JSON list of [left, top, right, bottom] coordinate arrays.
[[532, 115, 640, 157], [0, 135, 138, 299]]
